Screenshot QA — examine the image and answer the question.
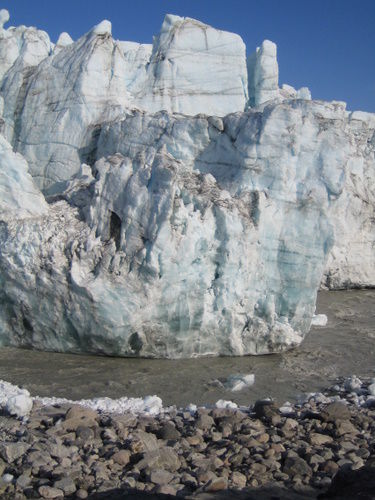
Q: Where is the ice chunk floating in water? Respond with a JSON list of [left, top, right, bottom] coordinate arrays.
[[0, 11, 374, 358]]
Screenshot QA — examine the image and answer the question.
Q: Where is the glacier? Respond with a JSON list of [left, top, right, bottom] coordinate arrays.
[[0, 10, 374, 358]]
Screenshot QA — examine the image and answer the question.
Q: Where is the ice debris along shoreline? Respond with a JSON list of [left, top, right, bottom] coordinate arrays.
[[0, 9, 374, 358], [0, 375, 255, 419], [2, 373, 375, 420], [1, 376, 375, 498], [0, 380, 163, 419]]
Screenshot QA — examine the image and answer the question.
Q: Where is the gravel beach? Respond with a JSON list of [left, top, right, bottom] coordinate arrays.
[[1, 376, 375, 499]]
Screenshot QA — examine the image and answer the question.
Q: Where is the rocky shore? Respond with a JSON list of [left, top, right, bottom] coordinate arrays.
[[1, 376, 375, 499]]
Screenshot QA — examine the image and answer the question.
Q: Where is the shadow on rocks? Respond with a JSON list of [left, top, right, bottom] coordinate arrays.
[[319, 457, 375, 499], [88, 489, 178, 499], [88, 485, 319, 499]]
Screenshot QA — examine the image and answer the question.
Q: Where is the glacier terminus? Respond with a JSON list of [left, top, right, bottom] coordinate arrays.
[[0, 10, 374, 358]]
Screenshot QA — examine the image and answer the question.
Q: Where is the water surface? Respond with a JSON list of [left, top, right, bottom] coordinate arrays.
[[0, 290, 374, 407]]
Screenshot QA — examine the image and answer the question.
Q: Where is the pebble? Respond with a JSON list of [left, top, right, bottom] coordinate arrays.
[[0, 376, 373, 498]]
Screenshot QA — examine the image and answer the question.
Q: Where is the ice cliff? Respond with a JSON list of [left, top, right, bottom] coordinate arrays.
[[0, 10, 374, 358]]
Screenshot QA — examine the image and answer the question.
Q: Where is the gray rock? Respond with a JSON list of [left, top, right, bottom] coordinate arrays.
[[0, 442, 30, 463], [76, 490, 88, 499], [131, 429, 159, 453], [53, 477, 76, 495], [137, 447, 180, 472], [76, 426, 95, 442], [149, 469, 174, 485], [16, 474, 31, 489]]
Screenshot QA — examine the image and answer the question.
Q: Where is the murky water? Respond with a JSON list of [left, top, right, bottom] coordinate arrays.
[[0, 290, 374, 407]]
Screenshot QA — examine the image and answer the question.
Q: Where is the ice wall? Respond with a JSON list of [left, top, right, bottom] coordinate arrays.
[[0, 10, 374, 358]]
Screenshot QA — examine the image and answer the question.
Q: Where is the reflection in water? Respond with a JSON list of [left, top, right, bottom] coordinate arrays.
[[0, 290, 374, 407]]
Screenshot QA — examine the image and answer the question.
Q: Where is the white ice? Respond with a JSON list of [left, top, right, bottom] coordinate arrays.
[[311, 314, 328, 327]]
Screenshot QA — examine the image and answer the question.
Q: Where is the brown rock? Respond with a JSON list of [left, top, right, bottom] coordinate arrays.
[[204, 477, 228, 492], [38, 486, 64, 499], [336, 420, 358, 436], [321, 402, 350, 422], [283, 456, 312, 477], [197, 413, 215, 430], [250, 462, 267, 475], [231, 471, 247, 488], [257, 433, 270, 443], [65, 405, 99, 421], [61, 417, 98, 432], [309, 433, 334, 446], [111, 449, 131, 466]]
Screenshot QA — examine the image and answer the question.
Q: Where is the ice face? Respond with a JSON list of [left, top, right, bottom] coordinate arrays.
[[0, 99, 360, 358], [248, 40, 279, 106], [0, 11, 313, 195], [131, 14, 249, 116], [0, 12, 374, 359], [322, 110, 375, 288], [0, 135, 48, 221]]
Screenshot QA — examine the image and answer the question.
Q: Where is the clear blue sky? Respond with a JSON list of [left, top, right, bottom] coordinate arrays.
[[3, 0, 375, 112]]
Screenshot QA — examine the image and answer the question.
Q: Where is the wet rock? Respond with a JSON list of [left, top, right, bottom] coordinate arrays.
[[254, 400, 279, 420]]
